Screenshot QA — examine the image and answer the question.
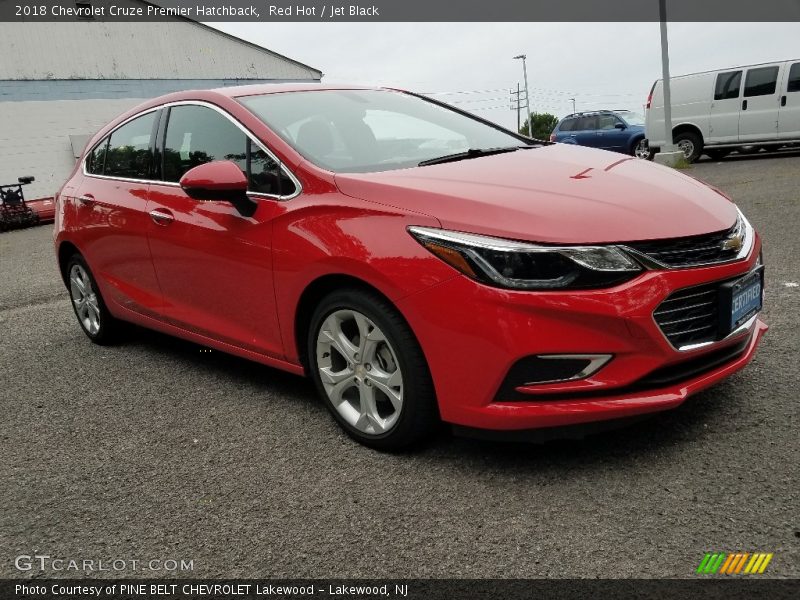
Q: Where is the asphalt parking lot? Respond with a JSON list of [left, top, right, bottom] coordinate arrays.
[[1, 151, 798, 580]]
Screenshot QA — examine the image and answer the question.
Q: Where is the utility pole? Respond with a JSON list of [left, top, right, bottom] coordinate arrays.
[[510, 83, 526, 133], [513, 54, 532, 136], [658, 0, 678, 156]]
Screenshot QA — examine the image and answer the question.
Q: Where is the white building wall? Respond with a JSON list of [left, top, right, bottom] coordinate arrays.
[[1, 18, 321, 80], [0, 99, 145, 199]]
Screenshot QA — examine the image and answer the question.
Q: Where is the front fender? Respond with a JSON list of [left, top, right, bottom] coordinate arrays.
[[271, 193, 457, 362]]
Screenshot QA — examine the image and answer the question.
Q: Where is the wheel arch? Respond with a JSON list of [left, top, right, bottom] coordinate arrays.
[[57, 240, 81, 286], [293, 273, 406, 371], [628, 133, 646, 154], [672, 123, 704, 144]]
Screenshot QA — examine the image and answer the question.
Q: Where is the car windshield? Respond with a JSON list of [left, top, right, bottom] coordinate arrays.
[[238, 89, 530, 173], [620, 112, 645, 126]]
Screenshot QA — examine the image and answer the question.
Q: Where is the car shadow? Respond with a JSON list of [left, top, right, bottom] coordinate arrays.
[[117, 323, 744, 469], [421, 379, 749, 472], [699, 146, 800, 163], [122, 323, 318, 405]]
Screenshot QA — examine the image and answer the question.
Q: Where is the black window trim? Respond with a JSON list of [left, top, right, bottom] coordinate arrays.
[[82, 100, 302, 201]]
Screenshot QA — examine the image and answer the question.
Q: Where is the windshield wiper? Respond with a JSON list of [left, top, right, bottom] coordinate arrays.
[[418, 146, 528, 167]]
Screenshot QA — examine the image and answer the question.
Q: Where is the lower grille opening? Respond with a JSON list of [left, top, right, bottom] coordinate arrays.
[[636, 338, 749, 388], [497, 337, 750, 402]]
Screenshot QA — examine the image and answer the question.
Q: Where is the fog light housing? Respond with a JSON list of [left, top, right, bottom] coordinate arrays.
[[494, 354, 612, 400]]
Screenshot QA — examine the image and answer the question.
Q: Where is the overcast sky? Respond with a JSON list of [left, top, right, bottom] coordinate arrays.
[[212, 22, 799, 130]]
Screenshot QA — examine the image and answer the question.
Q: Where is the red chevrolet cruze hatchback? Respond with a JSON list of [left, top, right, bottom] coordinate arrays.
[[54, 84, 766, 449]]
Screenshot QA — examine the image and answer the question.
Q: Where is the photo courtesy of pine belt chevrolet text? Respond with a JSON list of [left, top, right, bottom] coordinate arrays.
[[53, 85, 767, 449]]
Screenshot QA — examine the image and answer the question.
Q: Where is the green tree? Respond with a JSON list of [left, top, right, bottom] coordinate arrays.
[[520, 113, 559, 140]]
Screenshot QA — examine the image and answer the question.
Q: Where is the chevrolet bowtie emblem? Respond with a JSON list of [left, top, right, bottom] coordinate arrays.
[[722, 234, 744, 252]]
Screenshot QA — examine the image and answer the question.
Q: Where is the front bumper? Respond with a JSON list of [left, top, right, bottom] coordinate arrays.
[[397, 240, 766, 431]]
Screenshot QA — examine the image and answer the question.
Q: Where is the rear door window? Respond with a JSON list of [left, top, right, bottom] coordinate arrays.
[[103, 112, 157, 179], [576, 116, 598, 131], [714, 71, 742, 100], [744, 66, 779, 97]]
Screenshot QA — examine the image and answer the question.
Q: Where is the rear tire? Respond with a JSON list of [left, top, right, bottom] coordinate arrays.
[[65, 254, 123, 345], [674, 131, 703, 163], [307, 288, 439, 450]]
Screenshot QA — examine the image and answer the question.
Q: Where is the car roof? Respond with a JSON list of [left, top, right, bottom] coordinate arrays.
[[561, 109, 632, 120], [212, 82, 387, 98]]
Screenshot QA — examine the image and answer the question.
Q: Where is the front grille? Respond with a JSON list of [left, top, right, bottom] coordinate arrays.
[[654, 282, 721, 348], [626, 218, 743, 268]]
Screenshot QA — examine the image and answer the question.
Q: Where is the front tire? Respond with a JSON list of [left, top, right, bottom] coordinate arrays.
[[674, 131, 703, 163], [66, 254, 123, 345], [307, 288, 438, 450]]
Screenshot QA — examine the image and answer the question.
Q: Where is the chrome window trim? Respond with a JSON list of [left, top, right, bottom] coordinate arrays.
[[81, 100, 302, 201]]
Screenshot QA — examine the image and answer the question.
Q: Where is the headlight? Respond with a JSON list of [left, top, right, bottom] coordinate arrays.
[[408, 227, 642, 290]]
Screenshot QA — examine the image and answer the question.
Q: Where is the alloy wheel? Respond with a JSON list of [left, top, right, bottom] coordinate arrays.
[[677, 139, 694, 159], [315, 309, 403, 436], [69, 263, 101, 335]]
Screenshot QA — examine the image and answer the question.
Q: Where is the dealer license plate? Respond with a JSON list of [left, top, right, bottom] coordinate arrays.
[[721, 267, 763, 334]]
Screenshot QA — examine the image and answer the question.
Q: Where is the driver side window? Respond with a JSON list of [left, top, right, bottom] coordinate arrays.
[[162, 105, 297, 197]]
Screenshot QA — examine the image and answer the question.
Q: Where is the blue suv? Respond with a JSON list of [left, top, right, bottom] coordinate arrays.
[[550, 110, 651, 159]]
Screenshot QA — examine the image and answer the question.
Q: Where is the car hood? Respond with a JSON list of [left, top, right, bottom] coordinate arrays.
[[333, 143, 738, 244]]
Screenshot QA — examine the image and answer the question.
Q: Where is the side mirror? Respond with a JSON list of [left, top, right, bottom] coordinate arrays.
[[614, 123, 627, 130], [179, 161, 256, 217]]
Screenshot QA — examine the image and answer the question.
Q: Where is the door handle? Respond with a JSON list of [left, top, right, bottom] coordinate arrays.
[[78, 194, 94, 205], [149, 208, 174, 226], [742, 99, 748, 110], [781, 95, 787, 107]]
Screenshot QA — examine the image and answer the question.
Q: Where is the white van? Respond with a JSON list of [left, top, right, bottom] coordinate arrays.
[[645, 59, 800, 162]]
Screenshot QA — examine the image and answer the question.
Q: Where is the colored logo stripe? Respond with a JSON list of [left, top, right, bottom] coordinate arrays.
[[697, 552, 773, 574]]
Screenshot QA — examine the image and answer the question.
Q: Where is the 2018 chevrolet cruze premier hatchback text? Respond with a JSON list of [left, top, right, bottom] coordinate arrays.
[[54, 85, 767, 449]]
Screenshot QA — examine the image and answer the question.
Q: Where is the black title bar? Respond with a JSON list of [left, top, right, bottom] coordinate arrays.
[[3, 0, 800, 22]]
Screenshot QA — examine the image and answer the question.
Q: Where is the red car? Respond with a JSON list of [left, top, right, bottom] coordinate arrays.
[[54, 85, 766, 449]]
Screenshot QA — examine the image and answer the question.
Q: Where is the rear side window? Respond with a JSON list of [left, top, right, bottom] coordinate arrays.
[[103, 112, 157, 179], [86, 137, 109, 175], [788, 63, 800, 93], [714, 71, 741, 100], [163, 104, 296, 197], [576, 116, 598, 131], [744, 66, 779, 97]]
